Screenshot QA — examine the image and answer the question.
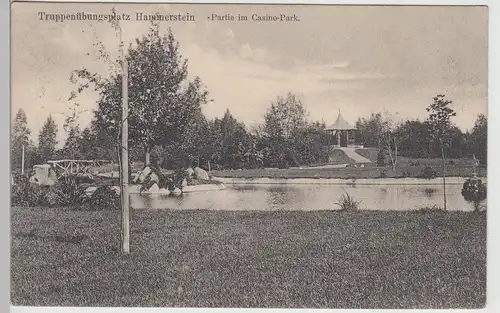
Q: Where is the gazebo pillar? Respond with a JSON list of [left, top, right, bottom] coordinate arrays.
[[336, 130, 340, 148]]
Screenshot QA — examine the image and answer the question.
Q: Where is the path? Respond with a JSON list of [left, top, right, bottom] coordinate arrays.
[[338, 147, 371, 164]]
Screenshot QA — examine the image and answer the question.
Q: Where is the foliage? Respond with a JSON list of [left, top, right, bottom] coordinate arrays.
[[466, 114, 487, 166], [59, 125, 83, 160], [379, 169, 388, 178], [355, 113, 385, 148], [259, 93, 328, 168], [71, 23, 209, 165], [11, 109, 33, 171], [84, 186, 120, 211], [416, 204, 443, 212], [419, 166, 438, 180], [11, 174, 32, 206], [38, 115, 58, 162], [426, 95, 457, 146], [334, 193, 361, 211], [27, 185, 53, 207], [356, 112, 399, 170], [11, 173, 55, 207], [461, 178, 487, 212], [376, 149, 386, 166], [52, 176, 88, 207]]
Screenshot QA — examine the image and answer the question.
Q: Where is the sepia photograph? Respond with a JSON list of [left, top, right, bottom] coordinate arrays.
[[10, 2, 488, 309]]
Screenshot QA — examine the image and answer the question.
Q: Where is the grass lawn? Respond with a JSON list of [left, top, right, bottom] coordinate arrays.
[[11, 207, 486, 308]]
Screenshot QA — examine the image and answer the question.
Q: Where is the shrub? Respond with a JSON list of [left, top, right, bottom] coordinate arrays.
[[52, 176, 88, 207], [379, 169, 388, 178], [416, 204, 443, 212], [84, 186, 120, 211], [419, 166, 437, 180], [334, 193, 361, 211], [398, 171, 410, 178], [25, 185, 53, 207], [461, 178, 487, 212], [376, 149, 385, 167], [11, 174, 55, 207], [11, 174, 31, 206]]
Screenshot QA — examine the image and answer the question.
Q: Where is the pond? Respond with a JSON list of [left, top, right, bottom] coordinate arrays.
[[130, 177, 486, 212]]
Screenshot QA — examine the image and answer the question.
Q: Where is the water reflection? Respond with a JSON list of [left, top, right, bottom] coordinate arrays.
[[130, 182, 485, 212]]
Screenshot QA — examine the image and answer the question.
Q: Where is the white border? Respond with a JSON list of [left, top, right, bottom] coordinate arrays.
[[5, 1, 499, 313]]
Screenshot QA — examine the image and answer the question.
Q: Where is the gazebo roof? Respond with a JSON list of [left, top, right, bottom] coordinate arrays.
[[326, 110, 356, 130]]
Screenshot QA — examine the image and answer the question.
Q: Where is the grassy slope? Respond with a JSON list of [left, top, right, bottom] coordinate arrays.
[[11, 207, 486, 308], [354, 148, 379, 162]]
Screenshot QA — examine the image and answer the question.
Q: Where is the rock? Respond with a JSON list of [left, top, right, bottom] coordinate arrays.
[[136, 166, 152, 183], [149, 172, 159, 183], [185, 167, 194, 178], [29, 164, 57, 186], [172, 187, 182, 196], [85, 186, 98, 196], [148, 183, 160, 194], [182, 178, 188, 187], [194, 167, 209, 180], [158, 188, 171, 196]]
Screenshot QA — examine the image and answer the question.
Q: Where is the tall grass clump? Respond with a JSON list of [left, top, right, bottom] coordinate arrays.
[[334, 193, 361, 211], [416, 204, 443, 213], [84, 186, 120, 211], [52, 176, 88, 208]]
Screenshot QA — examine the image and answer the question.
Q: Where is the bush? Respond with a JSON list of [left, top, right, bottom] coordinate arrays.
[[84, 186, 120, 211], [379, 169, 387, 178], [11, 174, 55, 207], [25, 185, 53, 207], [11, 174, 31, 206], [334, 193, 361, 211], [376, 149, 385, 167], [419, 166, 437, 180], [52, 176, 88, 207], [416, 204, 443, 212], [461, 178, 487, 212]]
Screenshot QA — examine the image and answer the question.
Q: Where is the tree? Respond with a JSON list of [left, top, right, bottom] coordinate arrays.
[[11, 109, 32, 171], [426, 94, 457, 210], [263, 93, 308, 168], [71, 23, 209, 167], [379, 113, 400, 171], [60, 125, 83, 159], [395, 120, 432, 158], [356, 111, 400, 170], [468, 114, 487, 166], [355, 113, 385, 148], [38, 115, 58, 162]]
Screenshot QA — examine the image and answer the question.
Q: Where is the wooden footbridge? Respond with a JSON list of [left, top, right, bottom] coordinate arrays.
[[47, 159, 113, 179]]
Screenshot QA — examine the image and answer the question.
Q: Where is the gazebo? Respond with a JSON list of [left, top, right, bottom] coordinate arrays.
[[325, 110, 360, 148]]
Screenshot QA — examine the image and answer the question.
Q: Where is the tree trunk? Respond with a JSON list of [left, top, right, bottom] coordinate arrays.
[[144, 146, 151, 167], [394, 138, 398, 171], [441, 146, 447, 211]]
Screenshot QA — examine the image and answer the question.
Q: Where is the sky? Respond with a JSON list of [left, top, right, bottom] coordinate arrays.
[[11, 3, 488, 145]]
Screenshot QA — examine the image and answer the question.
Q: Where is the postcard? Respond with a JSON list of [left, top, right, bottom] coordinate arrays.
[[10, 2, 488, 308]]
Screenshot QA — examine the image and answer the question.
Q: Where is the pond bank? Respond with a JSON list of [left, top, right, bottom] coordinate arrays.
[[209, 166, 486, 180], [211, 176, 486, 186]]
